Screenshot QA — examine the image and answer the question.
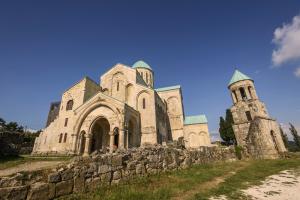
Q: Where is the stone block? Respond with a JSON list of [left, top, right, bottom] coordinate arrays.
[[0, 185, 29, 200], [48, 183, 55, 200], [55, 180, 73, 198], [112, 170, 121, 180], [111, 155, 123, 167], [136, 163, 146, 175], [98, 165, 111, 174], [61, 169, 74, 181], [100, 172, 111, 185], [48, 172, 61, 183], [73, 173, 85, 193], [26, 182, 49, 200]]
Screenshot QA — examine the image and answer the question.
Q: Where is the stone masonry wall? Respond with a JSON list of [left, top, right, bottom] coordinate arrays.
[[0, 145, 236, 200]]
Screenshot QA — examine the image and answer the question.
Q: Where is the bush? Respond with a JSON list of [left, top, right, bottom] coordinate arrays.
[[234, 145, 243, 160]]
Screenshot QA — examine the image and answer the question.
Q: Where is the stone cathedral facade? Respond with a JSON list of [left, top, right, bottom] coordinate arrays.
[[33, 61, 211, 155], [228, 70, 286, 158]]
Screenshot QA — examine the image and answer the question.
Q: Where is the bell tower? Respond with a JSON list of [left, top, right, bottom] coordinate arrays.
[[228, 69, 286, 158], [132, 60, 154, 88]]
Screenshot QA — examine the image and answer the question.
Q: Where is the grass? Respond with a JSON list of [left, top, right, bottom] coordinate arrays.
[[0, 155, 71, 170], [62, 155, 300, 200]]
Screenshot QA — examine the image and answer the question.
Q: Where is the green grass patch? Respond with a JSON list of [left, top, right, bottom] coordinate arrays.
[[0, 155, 71, 170], [194, 158, 300, 200]]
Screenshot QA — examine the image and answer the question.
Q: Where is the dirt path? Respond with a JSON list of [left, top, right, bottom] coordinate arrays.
[[242, 169, 300, 200], [172, 162, 250, 200], [0, 161, 63, 177]]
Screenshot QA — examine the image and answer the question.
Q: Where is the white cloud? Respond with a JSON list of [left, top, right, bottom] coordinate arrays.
[[294, 67, 300, 78], [272, 15, 300, 66]]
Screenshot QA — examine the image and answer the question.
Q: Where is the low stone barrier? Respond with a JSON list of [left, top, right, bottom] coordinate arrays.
[[0, 145, 236, 200]]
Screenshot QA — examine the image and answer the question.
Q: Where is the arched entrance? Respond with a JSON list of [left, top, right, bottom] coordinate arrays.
[[90, 118, 110, 153]]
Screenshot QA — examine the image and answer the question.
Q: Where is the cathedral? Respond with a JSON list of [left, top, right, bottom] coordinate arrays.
[[33, 61, 211, 155], [228, 70, 287, 158]]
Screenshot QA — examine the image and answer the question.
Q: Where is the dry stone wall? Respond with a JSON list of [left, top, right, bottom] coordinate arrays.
[[0, 145, 236, 200]]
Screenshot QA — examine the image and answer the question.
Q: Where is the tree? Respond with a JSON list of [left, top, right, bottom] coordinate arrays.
[[289, 123, 300, 150], [219, 109, 236, 145], [0, 118, 6, 130], [279, 126, 289, 149], [6, 122, 19, 132]]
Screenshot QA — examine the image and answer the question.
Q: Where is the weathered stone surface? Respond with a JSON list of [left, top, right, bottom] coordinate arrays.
[[136, 163, 146, 175], [73, 172, 85, 193], [112, 170, 121, 180], [48, 172, 61, 183], [61, 169, 74, 181], [0, 173, 24, 187], [0, 185, 28, 200], [26, 182, 49, 200], [55, 180, 73, 197], [48, 183, 55, 200], [98, 165, 111, 174], [111, 155, 123, 167]]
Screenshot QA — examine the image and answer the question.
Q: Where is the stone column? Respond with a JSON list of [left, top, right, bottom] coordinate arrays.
[[245, 87, 251, 100], [71, 134, 78, 154], [83, 135, 91, 156], [119, 129, 125, 149], [231, 91, 237, 104], [235, 89, 243, 102], [109, 131, 114, 153]]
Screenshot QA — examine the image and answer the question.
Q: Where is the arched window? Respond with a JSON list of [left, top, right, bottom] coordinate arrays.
[[63, 133, 67, 143], [142, 98, 146, 109], [117, 82, 120, 91], [233, 90, 238, 102], [239, 87, 247, 100], [66, 100, 73, 111], [59, 133, 63, 143], [245, 111, 252, 121], [248, 86, 253, 99], [141, 72, 143, 78]]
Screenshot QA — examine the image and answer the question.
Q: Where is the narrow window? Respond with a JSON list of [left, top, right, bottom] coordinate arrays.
[[146, 73, 148, 83], [117, 82, 119, 91], [248, 86, 253, 99], [141, 72, 143, 78], [66, 100, 73, 110], [239, 87, 247, 100], [59, 133, 63, 143], [64, 118, 68, 127], [245, 111, 252, 121], [63, 133, 67, 143], [142, 98, 146, 109]]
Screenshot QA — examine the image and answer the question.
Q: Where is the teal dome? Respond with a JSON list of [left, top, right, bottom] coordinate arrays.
[[228, 69, 253, 87], [132, 60, 152, 70]]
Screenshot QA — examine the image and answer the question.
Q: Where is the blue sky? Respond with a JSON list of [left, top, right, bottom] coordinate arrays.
[[0, 1, 299, 138]]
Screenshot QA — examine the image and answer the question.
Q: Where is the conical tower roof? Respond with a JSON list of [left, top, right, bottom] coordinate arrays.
[[228, 69, 253, 87]]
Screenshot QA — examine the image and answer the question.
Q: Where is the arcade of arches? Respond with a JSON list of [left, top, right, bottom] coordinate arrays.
[[77, 116, 140, 155]]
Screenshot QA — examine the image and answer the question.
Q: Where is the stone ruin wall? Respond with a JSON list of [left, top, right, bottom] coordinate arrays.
[[0, 145, 236, 200]]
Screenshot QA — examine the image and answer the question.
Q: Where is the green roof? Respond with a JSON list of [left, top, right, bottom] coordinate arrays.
[[132, 60, 152, 70], [228, 70, 253, 86], [155, 85, 181, 92], [184, 115, 208, 125]]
